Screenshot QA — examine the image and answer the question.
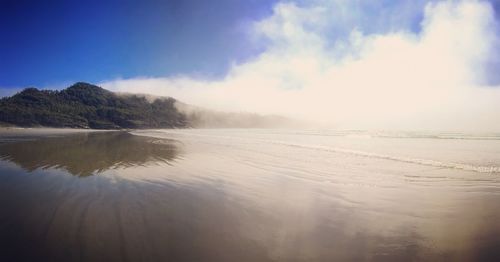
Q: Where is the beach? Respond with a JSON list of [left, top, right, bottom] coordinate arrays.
[[0, 128, 499, 261]]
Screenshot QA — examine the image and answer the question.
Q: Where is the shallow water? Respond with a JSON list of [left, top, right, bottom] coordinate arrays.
[[0, 129, 499, 261]]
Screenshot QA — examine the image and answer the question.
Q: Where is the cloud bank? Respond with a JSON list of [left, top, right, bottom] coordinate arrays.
[[102, 0, 500, 131]]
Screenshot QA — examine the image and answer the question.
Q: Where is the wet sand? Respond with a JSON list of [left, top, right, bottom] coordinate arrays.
[[0, 129, 499, 261], [0, 127, 104, 135]]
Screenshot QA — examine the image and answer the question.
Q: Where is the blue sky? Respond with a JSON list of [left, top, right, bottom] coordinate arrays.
[[3, 0, 492, 88], [0, 0, 276, 88]]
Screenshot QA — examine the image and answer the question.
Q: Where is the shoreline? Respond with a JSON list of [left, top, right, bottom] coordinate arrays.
[[0, 127, 117, 138]]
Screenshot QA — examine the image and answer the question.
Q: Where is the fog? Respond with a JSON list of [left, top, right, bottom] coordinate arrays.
[[101, 0, 500, 132]]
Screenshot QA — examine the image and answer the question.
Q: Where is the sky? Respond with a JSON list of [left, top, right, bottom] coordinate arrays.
[[0, 0, 275, 87], [2, 0, 500, 131]]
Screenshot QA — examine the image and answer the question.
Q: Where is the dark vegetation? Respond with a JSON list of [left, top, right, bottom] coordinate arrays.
[[0, 82, 188, 129]]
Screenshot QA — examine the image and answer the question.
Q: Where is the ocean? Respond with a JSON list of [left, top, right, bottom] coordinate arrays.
[[0, 129, 499, 261]]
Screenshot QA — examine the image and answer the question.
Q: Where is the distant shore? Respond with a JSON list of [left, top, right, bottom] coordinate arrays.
[[0, 127, 115, 137]]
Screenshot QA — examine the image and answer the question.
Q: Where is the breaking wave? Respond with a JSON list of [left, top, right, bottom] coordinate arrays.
[[270, 141, 500, 174]]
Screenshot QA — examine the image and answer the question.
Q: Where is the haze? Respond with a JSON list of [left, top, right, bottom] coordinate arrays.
[[101, 0, 500, 132]]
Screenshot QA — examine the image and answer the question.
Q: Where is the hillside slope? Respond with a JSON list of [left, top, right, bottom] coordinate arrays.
[[0, 82, 188, 129]]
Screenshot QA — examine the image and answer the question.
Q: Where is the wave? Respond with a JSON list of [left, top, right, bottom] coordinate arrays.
[[133, 130, 500, 174], [269, 141, 500, 174], [284, 130, 500, 140]]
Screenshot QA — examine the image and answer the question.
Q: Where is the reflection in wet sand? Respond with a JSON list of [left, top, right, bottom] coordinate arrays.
[[0, 129, 500, 261], [0, 132, 180, 176]]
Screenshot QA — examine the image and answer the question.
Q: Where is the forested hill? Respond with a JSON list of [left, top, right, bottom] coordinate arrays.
[[0, 82, 188, 129]]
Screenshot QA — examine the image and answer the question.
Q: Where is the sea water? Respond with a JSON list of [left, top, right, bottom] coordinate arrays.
[[0, 129, 499, 261]]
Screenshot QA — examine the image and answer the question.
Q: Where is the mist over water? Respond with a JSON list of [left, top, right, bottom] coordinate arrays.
[[102, 0, 500, 132], [1, 130, 499, 261]]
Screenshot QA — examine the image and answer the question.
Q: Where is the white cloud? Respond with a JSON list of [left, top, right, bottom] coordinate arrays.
[[101, 0, 500, 132]]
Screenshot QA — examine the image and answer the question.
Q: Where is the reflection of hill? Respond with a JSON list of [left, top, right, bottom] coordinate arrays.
[[0, 132, 180, 176]]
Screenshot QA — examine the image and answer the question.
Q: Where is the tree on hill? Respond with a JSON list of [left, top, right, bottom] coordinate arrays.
[[0, 82, 188, 129]]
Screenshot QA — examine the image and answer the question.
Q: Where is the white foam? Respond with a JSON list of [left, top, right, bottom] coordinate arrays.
[[269, 141, 500, 174], [133, 129, 500, 174]]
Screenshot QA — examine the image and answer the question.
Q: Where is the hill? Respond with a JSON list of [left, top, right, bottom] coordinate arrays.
[[0, 82, 187, 129]]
